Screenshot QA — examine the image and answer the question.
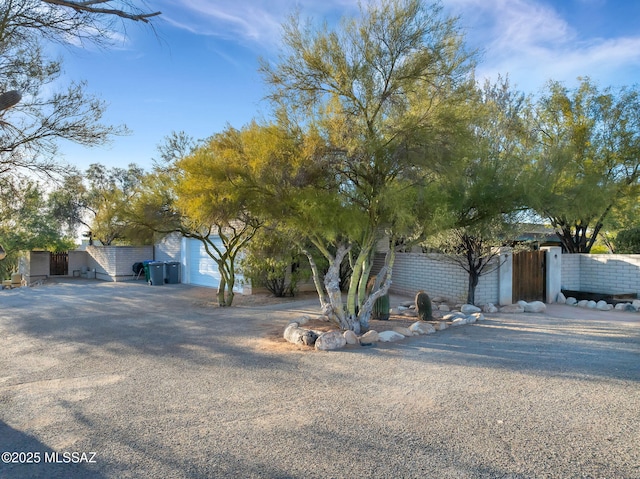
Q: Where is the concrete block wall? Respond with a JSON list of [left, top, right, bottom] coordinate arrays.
[[69, 251, 88, 276], [578, 254, 640, 295], [19, 251, 49, 284], [155, 233, 181, 263], [86, 245, 153, 282], [561, 254, 581, 290], [374, 252, 500, 305]]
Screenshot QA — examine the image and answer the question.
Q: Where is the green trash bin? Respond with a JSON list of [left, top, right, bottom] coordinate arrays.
[[142, 260, 153, 282], [148, 261, 164, 285]]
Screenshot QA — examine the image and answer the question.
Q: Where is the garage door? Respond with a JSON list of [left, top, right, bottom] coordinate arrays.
[[183, 237, 244, 291]]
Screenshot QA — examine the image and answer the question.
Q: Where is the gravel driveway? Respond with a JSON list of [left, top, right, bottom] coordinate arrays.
[[1, 279, 639, 478]]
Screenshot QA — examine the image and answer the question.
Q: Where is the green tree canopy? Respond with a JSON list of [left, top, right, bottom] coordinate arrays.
[[425, 77, 530, 304], [0, 179, 75, 279], [48, 163, 148, 245], [526, 78, 640, 253], [259, 0, 477, 331]]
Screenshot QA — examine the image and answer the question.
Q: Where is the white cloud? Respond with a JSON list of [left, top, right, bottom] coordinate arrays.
[[158, 0, 359, 51], [447, 0, 640, 92]]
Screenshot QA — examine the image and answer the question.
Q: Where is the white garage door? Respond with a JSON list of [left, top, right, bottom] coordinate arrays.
[[182, 237, 243, 291]]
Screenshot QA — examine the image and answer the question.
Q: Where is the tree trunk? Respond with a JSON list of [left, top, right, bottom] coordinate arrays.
[[358, 247, 395, 331], [323, 243, 359, 332], [217, 276, 227, 306], [301, 247, 328, 309], [467, 270, 479, 305]]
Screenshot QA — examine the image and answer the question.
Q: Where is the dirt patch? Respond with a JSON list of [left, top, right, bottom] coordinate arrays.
[[257, 311, 426, 352], [186, 289, 320, 308]]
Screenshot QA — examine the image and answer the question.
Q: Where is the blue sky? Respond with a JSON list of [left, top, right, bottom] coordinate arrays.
[[57, 0, 640, 171]]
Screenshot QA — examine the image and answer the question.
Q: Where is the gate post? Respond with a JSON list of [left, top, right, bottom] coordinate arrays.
[[498, 247, 513, 305], [542, 247, 562, 303]]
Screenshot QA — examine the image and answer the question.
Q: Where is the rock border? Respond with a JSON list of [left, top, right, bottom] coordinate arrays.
[[283, 302, 492, 351], [282, 297, 568, 351], [556, 292, 640, 312]]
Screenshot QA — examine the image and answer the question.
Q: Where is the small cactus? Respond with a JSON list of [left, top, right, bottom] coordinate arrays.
[[372, 293, 390, 320], [415, 290, 432, 321]]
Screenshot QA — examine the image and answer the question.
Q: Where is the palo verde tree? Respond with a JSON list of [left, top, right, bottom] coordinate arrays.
[[260, 0, 476, 332], [427, 77, 530, 304], [0, 1, 160, 185], [172, 122, 326, 306], [0, 179, 75, 279], [527, 77, 640, 253], [129, 127, 298, 306], [48, 163, 147, 245]]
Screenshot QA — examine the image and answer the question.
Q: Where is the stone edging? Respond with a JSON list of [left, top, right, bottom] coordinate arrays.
[[556, 293, 640, 312], [283, 299, 558, 351]]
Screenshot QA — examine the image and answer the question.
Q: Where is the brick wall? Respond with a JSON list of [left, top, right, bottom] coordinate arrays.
[[155, 233, 181, 262], [561, 254, 581, 290], [577, 254, 640, 295], [374, 252, 500, 305], [86, 245, 153, 281]]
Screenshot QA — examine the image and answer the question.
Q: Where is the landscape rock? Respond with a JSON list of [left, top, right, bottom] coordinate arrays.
[[283, 323, 306, 344], [378, 330, 405, 342], [499, 304, 525, 313], [438, 304, 451, 312], [297, 315, 311, 326], [360, 330, 379, 344], [596, 300, 612, 311], [523, 301, 546, 313], [409, 322, 436, 335], [436, 321, 448, 331], [451, 317, 468, 326], [482, 303, 498, 313], [315, 331, 347, 351], [401, 309, 418, 317], [577, 300, 589, 308], [614, 303, 629, 311], [343, 330, 359, 345], [566, 297, 577, 306], [392, 327, 414, 337], [461, 304, 481, 314], [465, 315, 477, 324], [443, 312, 466, 321], [632, 300, 640, 311], [284, 324, 319, 346], [302, 331, 319, 346], [470, 312, 485, 322], [556, 292, 567, 304], [587, 300, 597, 309]]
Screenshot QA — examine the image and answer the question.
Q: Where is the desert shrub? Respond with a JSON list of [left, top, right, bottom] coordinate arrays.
[[240, 230, 309, 297]]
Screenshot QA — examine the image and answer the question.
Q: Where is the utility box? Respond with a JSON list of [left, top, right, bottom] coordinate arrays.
[[148, 261, 164, 285], [164, 262, 180, 284]]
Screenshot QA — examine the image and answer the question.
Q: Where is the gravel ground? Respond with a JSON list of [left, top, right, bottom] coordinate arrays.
[[0, 278, 639, 479]]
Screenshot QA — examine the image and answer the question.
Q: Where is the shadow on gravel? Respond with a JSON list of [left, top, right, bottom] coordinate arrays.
[[0, 421, 105, 479], [0, 281, 297, 370], [406, 317, 640, 382]]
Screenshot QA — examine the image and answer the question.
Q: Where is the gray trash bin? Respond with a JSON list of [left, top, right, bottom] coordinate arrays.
[[148, 261, 164, 285], [164, 261, 180, 284]]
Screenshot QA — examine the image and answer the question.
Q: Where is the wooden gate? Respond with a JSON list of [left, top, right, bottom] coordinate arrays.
[[50, 252, 68, 276], [512, 250, 546, 302]]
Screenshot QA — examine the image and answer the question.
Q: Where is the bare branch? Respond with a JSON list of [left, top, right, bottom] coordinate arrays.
[[40, 0, 161, 23]]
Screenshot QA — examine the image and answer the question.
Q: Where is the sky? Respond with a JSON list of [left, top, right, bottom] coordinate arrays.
[[56, 0, 640, 171]]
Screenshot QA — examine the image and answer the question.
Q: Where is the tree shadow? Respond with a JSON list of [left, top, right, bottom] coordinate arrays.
[[400, 315, 640, 382], [0, 421, 106, 479]]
